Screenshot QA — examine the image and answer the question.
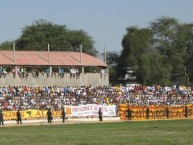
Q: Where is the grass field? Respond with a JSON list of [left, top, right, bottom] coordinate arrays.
[[0, 119, 193, 145]]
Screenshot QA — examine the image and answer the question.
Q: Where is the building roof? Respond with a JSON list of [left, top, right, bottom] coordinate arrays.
[[0, 50, 107, 67]]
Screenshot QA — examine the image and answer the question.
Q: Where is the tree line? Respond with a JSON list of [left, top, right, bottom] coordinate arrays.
[[108, 17, 193, 86], [0, 19, 97, 56], [0, 17, 192, 86]]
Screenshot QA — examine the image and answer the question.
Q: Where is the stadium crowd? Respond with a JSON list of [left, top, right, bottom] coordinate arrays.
[[0, 84, 192, 111]]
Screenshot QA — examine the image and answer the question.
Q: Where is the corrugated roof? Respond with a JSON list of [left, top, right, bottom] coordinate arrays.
[[0, 50, 107, 67]]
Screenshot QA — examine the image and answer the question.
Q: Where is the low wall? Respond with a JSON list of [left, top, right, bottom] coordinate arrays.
[[0, 72, 109, 87], [119, 104, 193, 120], [2, 105, 116, 120]]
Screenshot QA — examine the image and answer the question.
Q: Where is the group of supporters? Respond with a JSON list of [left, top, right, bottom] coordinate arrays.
[[0, 85, 116, 111], [0, 66, 105, 79], [0, 84, 192, 112], [0, 84, 192, 125], [120, 84, 193, 106], [0, 66, 81, 79]]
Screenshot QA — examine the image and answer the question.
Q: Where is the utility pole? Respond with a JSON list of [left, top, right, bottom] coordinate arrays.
[[104, 46, 107, 63], [184, 66, 189, 86], [13, 43, 16, 63], [48, 44, 50, 63], [80, 45, 82, 64]]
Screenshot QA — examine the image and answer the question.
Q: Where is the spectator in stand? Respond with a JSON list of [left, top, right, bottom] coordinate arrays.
[[2, 67, 7, 77], [0, 67, 3, 77], [70, 68, 76, 78], [100, 69, 105, 78], [0, 84, 192, 111], [45, 68, 50, 78]]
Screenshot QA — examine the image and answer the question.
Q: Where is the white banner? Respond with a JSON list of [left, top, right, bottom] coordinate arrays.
[[64, 104, 116, 117]]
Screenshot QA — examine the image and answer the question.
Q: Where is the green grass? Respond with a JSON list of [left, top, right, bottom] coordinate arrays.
[[0, 119, 193, 145]]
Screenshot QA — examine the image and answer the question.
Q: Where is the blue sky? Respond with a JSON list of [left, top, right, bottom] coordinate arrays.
[[1, 0, 193, 53]]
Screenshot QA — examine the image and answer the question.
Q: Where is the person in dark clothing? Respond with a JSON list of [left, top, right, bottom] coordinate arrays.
[[165, 107, 169, 118], [0, 110, 4, 125], [61, 108, 66, 123], [16, 110, 22, 124], [146, 107, 150, 119], [127, 108, 132, 120], [98, 108, 103, 121], [185, 105, 188, 118], [47, 109, 52, 123]]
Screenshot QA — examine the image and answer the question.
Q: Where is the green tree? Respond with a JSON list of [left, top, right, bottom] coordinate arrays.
[[117, 17, 193, 85], [150, 17, 185, 79], [0, 41, 14, 50], [15, 19, 97, 56], [117, 27, 153, 79], [137, 51, 171, 85], [105, 51, 119, 82], [176, 23, 193, 83], [67, 30, 97, 56]]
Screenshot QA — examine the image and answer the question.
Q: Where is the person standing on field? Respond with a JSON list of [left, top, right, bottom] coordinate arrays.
[[127, 108, 132, 120], [98, 108, 103, 121], [61, 108, 66, 123], [185, 105, 188, 118], [0, 110, 4, 125], [165, 106, 169, 118], [47, 109, 52, 123], [146, 107, 150, 119], [17, 110, 22, 124]]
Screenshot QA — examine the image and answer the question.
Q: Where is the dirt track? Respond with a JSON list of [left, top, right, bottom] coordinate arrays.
[[1, 117, 121, 127], [1, 117, 191, 127]]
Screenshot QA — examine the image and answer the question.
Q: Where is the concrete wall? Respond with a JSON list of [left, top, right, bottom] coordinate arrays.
[[0, 72, 109, 87]]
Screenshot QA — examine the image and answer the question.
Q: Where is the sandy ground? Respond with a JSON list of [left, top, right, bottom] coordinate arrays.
[[1, 117, 190, 127], [0, 117, 121, 127]]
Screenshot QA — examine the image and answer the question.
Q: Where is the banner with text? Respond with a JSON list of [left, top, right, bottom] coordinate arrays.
[[65, 104, 116, 117], [2, 105, 116, 120]]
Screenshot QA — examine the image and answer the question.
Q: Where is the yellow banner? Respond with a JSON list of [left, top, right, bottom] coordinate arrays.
[[119, 104, 193, 120], [2, 110, 62, 120]]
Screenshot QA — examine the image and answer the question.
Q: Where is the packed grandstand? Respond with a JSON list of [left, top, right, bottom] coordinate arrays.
[[0, 84, 192, 111]]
